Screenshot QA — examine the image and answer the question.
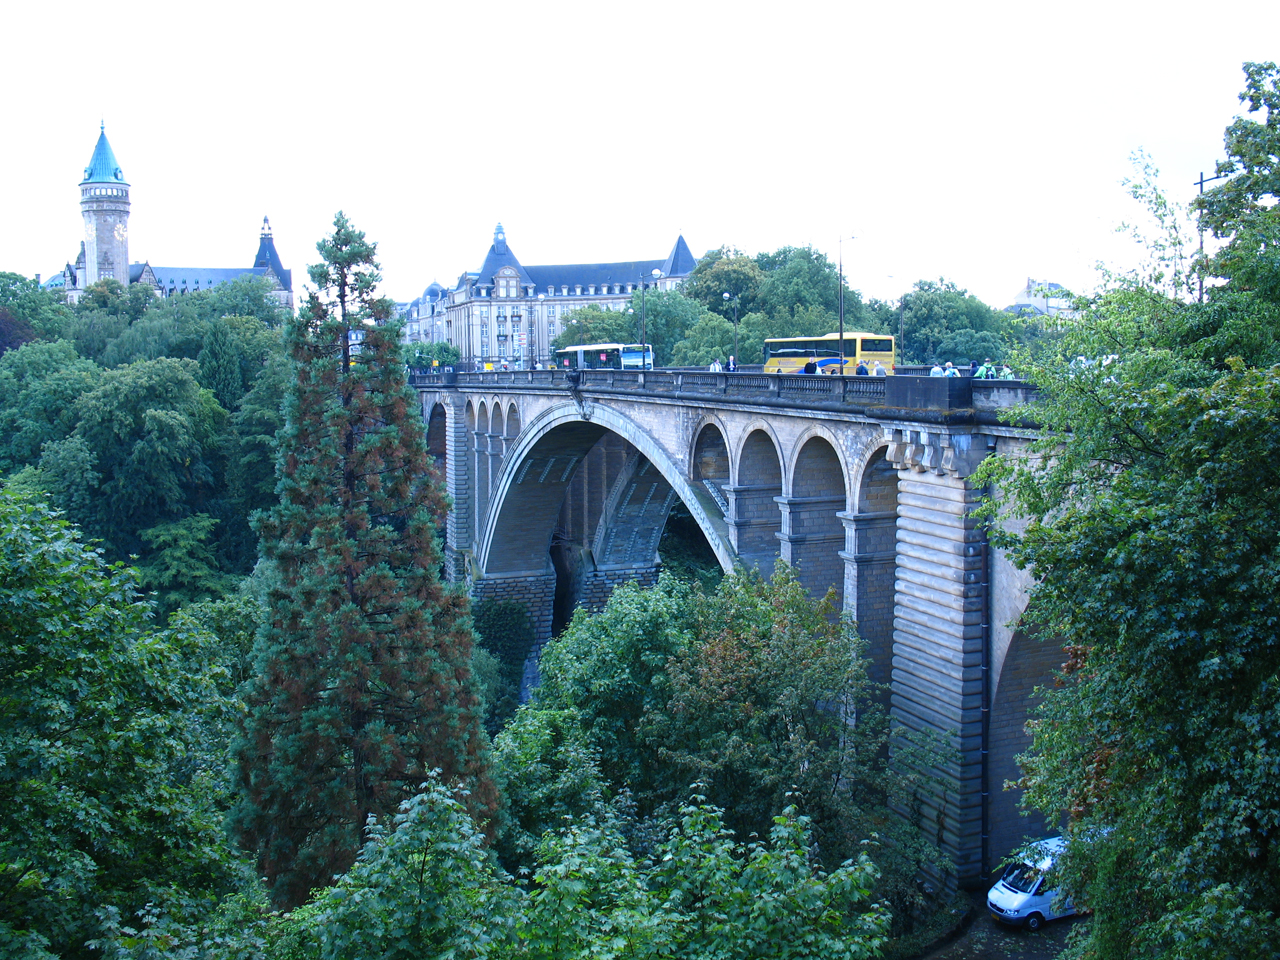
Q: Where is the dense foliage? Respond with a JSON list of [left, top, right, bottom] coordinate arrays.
[[502, 567, 952, 935], [232, 213, 496, 909], [0, 276, 288, 611], [983, 62, 1280, 959], [0, 490, 238, 959]]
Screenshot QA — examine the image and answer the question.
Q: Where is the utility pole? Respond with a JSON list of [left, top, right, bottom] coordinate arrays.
[[1194, 170, 1227, 303], [839, 235, 854, 373]]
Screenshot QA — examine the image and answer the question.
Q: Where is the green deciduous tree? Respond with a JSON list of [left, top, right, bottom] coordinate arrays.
[[43, 357, 227, 561], [898, 279, 1004, 364], [0, 490, 238, 959], [552, 290, 712, 366], [0, 272, 74, 341], [232, 213, 495, 909], [407, 340, 461, 369], [669, 314, 738, 366], [0, 340, 101, 472], [307, 778, 520, 960], [983, 112, 1280, 954], [1195, 61, 1280, 305]]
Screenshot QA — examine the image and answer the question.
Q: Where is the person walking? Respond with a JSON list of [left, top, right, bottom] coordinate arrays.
[[726, 355, 737, 372], [855, 359, 869, 376], [944, 362, 959, 377], [969, 358, 980, 378], [872, 360, 887, 376], [930, 361, 945, 376]]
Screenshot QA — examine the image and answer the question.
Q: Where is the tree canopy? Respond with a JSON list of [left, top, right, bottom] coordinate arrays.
[[984, 64, 1280, 957], [0, 489, 237, 959]]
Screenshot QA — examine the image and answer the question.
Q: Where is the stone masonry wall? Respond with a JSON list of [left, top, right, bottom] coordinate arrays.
[[891, 470, 987, 885]]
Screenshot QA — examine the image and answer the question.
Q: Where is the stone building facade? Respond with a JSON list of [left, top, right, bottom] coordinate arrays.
[[47, 127, 293, 311], [402, 224, 697, 368]]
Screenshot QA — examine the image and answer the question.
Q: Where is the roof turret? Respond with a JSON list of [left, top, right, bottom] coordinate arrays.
[[81, 124, 127, 185], [478, 223, 533, 286], [253, 216, 293, 292], [661, 234, 698, 279]]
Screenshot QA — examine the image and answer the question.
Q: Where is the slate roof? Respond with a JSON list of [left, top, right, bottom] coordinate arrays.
[[149, 266, 279, 293], [82, 125, 127, 185], [661, 234, 698, 278], [525, 259, 668, 290], [471, 224, 698, 292]]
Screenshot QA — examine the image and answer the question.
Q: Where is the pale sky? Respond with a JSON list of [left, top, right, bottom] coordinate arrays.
[[4, 1, 1276, 310]]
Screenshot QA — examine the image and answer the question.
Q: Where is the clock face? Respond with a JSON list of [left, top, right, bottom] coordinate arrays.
[[114, 222, 128, 243]]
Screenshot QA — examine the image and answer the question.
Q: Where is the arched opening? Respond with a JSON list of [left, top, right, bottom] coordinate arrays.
[[849, 447, 899, 691], [729, 429, 784, 575], [427, 403, 447, 477], [474, 401, 490, 544], [506, 402, 521, 441], [987, 628, 1063, 872], [481, 413, 727, 643], [783, 436, 848, 606]]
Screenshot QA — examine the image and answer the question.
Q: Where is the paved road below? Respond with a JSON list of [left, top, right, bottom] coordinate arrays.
[[916, 889, 1084, 960]]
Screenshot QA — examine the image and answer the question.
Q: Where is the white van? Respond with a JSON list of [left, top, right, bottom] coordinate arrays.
[[987, 836, 1077, 931]]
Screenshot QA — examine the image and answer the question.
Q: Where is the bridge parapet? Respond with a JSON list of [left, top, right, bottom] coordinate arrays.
[[412, 370, 1038, 423]]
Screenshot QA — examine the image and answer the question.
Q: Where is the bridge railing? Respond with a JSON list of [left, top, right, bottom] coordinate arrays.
[[408, 369, 1039, 416]]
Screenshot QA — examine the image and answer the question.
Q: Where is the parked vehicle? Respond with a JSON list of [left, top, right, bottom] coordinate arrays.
[[987, 836, 1077, 931]]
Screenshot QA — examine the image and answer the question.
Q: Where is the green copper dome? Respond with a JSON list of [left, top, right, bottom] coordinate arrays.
[[81, 125, 127, 185]]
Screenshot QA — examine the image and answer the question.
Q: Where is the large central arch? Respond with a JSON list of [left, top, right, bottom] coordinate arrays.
[[478, 401, 736, 578]]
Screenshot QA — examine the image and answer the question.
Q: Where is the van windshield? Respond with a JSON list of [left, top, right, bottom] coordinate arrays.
[[1000, 863, 1042, 894]]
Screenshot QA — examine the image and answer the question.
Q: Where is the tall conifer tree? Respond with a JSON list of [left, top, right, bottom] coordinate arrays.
[[232, 213, 495, 908]]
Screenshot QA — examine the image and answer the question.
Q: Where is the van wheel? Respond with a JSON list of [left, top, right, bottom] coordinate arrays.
[[1025, 913, 1044, 932]]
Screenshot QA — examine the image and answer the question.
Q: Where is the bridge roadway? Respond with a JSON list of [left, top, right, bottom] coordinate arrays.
[[414, 367, 1056, 888]]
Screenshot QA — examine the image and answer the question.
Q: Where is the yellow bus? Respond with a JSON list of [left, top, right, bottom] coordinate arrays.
[[762, 333, 895, 374]]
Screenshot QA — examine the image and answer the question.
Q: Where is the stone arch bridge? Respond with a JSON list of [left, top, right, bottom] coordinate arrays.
[[416, 367, 1054, 886]]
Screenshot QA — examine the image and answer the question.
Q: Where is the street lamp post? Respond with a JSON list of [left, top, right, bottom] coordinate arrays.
[[535, 293, 545, 368], [722, 291, 740, 362], [639, 267, 662, 366], [838, 235, 854, 374]]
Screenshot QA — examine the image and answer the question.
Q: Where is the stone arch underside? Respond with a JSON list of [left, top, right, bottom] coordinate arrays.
[[427, 403, 447, 476], [782, 435, 848, 608], [692, 422, 730, 516], [987, 628, 1063, 870], [476, 403, 737, 641], [728, 428, 783, 575], [847, 446, 899, 693]]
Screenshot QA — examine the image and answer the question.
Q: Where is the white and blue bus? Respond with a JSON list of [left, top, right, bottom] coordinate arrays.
[[556, 343, 654, 370]]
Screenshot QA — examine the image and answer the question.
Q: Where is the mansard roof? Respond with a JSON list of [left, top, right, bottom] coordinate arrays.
[[82, 125, 127, 185], [149, 266, 282, 293], [525, 259, 667, 290], [252, 217, 293, 291], [471, 224, 698, 293]]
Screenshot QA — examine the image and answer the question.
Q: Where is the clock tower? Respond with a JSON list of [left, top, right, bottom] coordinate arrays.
[[80, 124, 130, 287]]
